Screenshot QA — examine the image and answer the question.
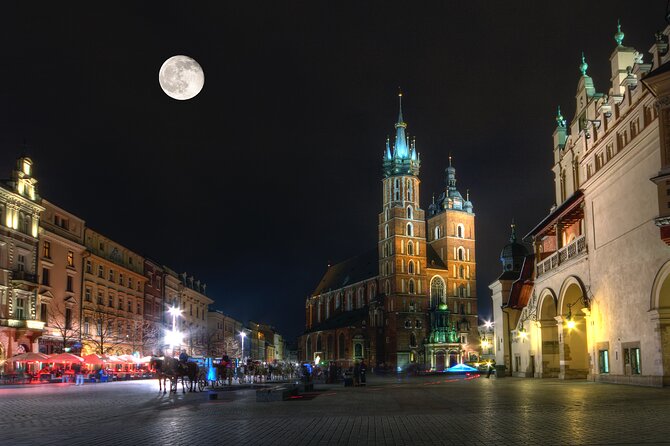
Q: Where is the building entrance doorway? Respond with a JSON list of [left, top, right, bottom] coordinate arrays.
[[435, 351, 445, 371], [652, 263, 670, 385], [539, 293, 559, 378], [559, 281, 589, 379]]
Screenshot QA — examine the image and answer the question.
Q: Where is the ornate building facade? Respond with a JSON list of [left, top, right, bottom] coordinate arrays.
[[37, 200, 86, 354], [81, 228, 147, 355], [300, 95, 478, 371], [0, 157, 45, 370], [492, 22, 670, 386]]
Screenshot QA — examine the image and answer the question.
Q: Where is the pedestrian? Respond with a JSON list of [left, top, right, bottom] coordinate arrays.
[[486, 363, 493, 378], [353, 361, 361, 387], [73, 362, 84, 386], [360, 360, 367, 386]]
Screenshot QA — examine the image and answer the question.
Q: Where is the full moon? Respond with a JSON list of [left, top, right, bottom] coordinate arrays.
[[158, 55, 204, 100]]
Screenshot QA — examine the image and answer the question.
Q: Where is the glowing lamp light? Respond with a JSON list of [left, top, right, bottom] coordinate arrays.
[[481, 340, 490, 349], [518, 330, 528, 339], [168, 306, 182, 317], [484, 321, 493, 329], [165, 329, 184, 347], [566, 319, 576, 330]]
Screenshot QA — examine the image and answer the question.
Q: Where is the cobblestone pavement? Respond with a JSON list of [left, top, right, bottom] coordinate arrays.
[[2, 374, 670, 446]]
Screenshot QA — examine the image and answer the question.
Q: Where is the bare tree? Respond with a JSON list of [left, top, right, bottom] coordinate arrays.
[[48, 301, 80, 353], [138, 320, 162, 356], [204, 328, 225, 357], [83, 308, 124, 355], [222, 337, 241, 360]]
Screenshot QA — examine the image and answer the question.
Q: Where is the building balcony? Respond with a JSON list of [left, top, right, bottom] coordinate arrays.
[[10, 271, 38, 288], [0, 318, 45, 330], [536, 235, 587, 278]]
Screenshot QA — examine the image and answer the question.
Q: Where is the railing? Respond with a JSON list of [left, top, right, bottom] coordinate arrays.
[[536, 235, 587, 278], [10, 271, 38, 284]]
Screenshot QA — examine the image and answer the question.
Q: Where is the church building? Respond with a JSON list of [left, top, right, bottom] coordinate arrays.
[[300, 94, 479, 371]]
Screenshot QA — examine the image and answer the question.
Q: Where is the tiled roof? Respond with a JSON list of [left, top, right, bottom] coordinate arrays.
[[312, 249, 378, 296]]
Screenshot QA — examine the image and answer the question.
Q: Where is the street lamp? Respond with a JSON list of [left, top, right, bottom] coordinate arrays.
[[166, 306, 183, 356], [239, 331, 246, 362]]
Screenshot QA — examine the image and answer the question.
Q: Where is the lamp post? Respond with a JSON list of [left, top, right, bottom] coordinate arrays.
[[239, 331, 246, 362], [167, 306, 183, 356]]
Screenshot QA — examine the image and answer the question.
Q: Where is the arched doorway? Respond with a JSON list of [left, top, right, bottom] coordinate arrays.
[[539, 290, 559, 378], [435, 351, 446, 371], [448, 350, 459, 368], [559, 279, 589, 379], [651, 262, 670, 386]]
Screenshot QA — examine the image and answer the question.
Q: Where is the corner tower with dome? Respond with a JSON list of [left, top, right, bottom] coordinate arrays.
[[300, 93, 479, 372]]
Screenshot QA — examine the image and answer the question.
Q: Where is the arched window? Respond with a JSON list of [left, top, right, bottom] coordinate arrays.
[[346, 292, 353, 311], [316, 334, 322, 352], [408, 260, 415, 274], [406, 223, 413, 236], [430, 276, 446, 307], [338, 333, 345, 358], [385, 280, 390, 295], [394, 179, 400, 200], [335, 293, 342, 309], [459, 266, 464, 278], [385, 208, 390, 221], [407, 241, 414, 256], [406, 179, 412, 200], [369, 283, 376, 299], [457, 247, 465, 261], [306, 336, 312, 358], [407, 206, 413, 219], [410, 332, 417, 347], [457, 224, 464, 238], [408, 279, 415, 294], [357, 288, 364, 308], [384, 224, 389, 239], [434, 226, 440, 240]]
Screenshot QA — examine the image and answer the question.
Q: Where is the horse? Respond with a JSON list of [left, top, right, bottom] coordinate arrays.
[[150, 356, 170, 394], [163, 357, 200, 393]]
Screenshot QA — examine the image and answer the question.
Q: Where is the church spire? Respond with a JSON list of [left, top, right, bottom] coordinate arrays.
[[382, 90, 420, 178], [614, 19, 625, 46], [393, 89, 409, 158]]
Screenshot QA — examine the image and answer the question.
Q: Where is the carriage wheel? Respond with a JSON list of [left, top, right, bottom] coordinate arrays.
[[198, 372, 207, 392], [170, 376, 178, 393]]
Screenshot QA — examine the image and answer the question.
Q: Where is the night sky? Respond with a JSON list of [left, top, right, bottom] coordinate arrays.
[[0, 2, 665, 341]]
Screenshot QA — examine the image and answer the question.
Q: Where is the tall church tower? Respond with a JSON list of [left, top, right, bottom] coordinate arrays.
[[377, 92, 428, 369]]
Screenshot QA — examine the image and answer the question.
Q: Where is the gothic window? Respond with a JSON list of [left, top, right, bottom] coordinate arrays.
[[338, 333, 345, 358], [357, 288, 364, 308], [434, 226, 440, 240], [354, 343, 363, 358], [406, 223, 413, 236], [430, 276, 446, 307], [407, 206, 412, 219], [457, 247, 465, 261], [457, 224, 464, 238], [394, 179, 400, 200], [459, 266, 464, 278], [406, 180, 412, 201], [384, 224, 389, 239], [407, 241, 414, 256], [346, 292, 353, 311], [369, 283, 376, 299], [408, 260, 414, 274], [408, 279, 415, 294]]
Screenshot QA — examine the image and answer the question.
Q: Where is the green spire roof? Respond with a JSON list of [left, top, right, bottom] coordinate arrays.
[[614, 19, 624, 46], [579, 52, 588, 76]]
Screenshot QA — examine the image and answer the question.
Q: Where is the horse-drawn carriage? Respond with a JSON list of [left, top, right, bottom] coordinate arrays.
[[151, 356, 208, 393]]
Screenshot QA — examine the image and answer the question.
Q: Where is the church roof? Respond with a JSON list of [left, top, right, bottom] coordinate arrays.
[[506, 255, 535, 309], [311, 249, 378, 296]]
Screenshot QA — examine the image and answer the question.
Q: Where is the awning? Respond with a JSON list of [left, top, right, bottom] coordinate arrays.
[[10, 352, 50, 362], [525, 191, 584, 239], [48, 353, 84, 363]]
